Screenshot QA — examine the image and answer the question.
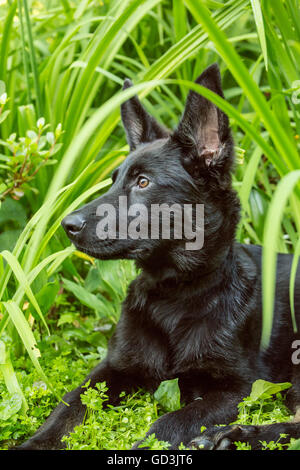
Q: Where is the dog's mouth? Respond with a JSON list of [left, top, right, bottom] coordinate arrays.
[[72, 240, 148, 261]]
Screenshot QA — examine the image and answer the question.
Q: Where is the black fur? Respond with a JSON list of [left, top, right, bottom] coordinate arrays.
[[17, 64, 300, 450]]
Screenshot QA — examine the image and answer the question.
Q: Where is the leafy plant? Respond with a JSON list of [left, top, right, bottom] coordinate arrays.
[[63, 259, 138, 323], [0, 351, 100, 448], [61, 382, 164, 450], [234, 379, 293, 427], [0, 97, 63, 201], [232, 379, 293, 450]]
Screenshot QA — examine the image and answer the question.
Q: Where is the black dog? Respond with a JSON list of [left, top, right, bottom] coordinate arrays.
[[18, 64, 300, 450]]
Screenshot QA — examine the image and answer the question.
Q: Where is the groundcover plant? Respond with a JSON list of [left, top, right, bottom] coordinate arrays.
[[0, 0, 300, 450]]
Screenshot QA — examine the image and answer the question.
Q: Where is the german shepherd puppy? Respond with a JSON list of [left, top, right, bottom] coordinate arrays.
[[18, 64, 300, 450]]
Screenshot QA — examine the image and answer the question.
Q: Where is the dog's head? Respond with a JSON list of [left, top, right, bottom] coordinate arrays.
[[62, 64, 240, 277]]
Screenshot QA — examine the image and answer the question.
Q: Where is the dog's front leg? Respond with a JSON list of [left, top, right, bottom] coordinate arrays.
[[134, 389, 248, 450], [16, 359, 138, 450]]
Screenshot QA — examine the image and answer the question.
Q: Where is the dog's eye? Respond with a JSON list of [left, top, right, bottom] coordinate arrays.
[[137, 176, 149, 189]]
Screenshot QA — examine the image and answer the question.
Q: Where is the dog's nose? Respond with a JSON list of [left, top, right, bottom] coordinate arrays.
[[61, 212, 86, 236]]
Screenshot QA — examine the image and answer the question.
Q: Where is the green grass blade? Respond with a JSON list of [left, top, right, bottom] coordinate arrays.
[[239, 146, 263, 212], [64, 0, 162, 143], [0, 341, 27, 412], [289, 237, 300, 333], [22, 0, 42, 116], [184, 0, 299, 170], [75, 0, 249, 175], [1, 301, 61, 401], [261, 170, 300, 349], [17, 0, 32, 104], [250, 0, 268, 70], [0, 251, 50, 335], [0, 1, 17, 83]]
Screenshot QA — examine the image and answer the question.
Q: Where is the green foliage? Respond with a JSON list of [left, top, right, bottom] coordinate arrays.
[[0, 393, 22, 421], [61, 383, 166, 450], [233, 379, 294, 450], [62, 259, 138, 323], [0, 198, 27, 252], [1, 349, 298, 450], [0, 0, 300, 451], [0, 351, 99, 448], [234, 380, 293, 427], [154, 378, 181, 413], [248, 379, 292, 402], [288, 438, 300, 450]]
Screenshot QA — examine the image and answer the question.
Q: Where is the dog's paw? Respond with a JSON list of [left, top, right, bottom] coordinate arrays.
[[11, 435, 65, 450], [12, 440, 46, 450], [188, 424, 258, 450]]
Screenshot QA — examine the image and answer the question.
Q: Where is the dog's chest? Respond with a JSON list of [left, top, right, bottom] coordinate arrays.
[[115, 289, 237, 382]]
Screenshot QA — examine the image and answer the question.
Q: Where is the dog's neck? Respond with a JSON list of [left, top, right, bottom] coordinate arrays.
[[137, 242, 240, 291], [134, 243, 258, 337]]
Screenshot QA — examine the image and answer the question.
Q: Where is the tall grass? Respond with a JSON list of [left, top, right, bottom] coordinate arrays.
[[0, 0, 299, 401]]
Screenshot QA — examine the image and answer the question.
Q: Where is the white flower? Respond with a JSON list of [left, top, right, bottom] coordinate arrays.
[[0, 93, 7, 105], [37, 117, 45, 128]]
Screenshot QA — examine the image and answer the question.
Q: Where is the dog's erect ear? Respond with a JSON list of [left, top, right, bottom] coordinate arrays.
[[173, 63, 232, 169], [121, 79, 169, 151]]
